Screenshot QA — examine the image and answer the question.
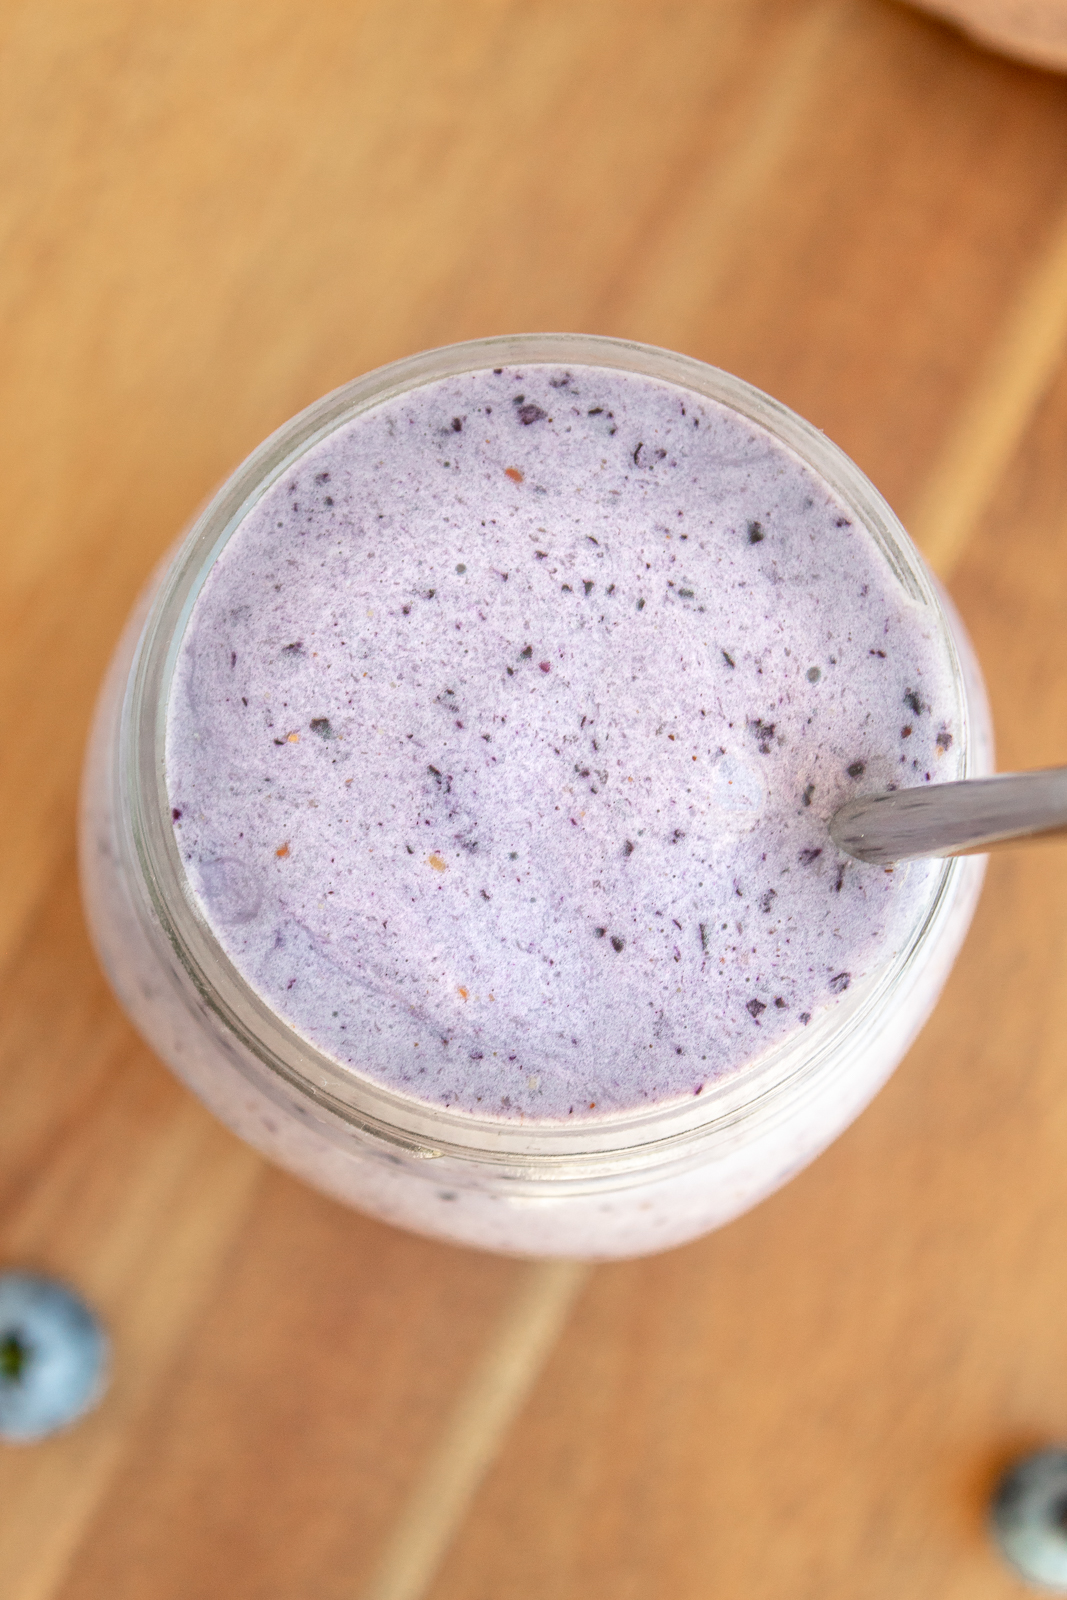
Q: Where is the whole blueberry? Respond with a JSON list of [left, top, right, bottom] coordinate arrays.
[[0, 1272, 108, 1442], [990, 1447, 1067, 1591]]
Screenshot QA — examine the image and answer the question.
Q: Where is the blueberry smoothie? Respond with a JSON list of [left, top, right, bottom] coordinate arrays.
[[81, 337, 989, 1256], [167, 364, 958, 1120]]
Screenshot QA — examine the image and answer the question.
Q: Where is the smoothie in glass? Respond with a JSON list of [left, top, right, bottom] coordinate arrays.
[[80, 335, 990, 1257]]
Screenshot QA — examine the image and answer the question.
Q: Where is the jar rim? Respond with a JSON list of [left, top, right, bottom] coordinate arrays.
[[120, 332, 972, 1170]]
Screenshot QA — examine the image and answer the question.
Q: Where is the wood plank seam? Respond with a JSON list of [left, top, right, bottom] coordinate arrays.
[[906, 189, 1067, 579], [357, 1259, 590, 1600]]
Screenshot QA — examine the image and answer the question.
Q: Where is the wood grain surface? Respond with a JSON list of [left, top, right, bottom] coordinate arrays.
[[2, 2, 1067, 1595]]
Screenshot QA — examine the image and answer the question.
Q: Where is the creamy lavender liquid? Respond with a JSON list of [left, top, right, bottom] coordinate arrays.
[[166, 364, 959, 1125]]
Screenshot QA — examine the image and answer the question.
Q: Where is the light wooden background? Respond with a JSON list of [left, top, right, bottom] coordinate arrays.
[[3, 2, 1067, 1596]]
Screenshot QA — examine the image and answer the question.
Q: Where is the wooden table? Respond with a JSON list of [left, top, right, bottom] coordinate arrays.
[[3, 2, 1067, 1594]]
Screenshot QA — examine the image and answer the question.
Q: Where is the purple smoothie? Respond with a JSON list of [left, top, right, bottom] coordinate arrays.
[[165, 364, 959, 1123]]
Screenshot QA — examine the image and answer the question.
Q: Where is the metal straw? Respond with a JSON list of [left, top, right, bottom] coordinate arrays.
[[829, 767, 1067, 865]]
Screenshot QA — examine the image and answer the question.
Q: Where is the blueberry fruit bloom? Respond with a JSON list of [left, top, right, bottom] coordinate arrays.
[[0, 1273, 108, 1442]]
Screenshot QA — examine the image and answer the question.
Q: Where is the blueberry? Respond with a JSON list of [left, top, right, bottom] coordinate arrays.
[[0, 1273, 108, 1442], [991, 1448, 1067, 1590]]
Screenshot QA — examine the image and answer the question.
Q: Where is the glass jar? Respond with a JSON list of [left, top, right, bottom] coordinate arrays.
[[79, 334, 991, 1259]]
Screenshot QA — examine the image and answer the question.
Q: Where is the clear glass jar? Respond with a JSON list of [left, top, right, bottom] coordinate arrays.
[[79, 334, 991, 1259]]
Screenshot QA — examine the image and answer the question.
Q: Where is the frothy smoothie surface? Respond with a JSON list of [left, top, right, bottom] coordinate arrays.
[[166, 364, 961, 1121]]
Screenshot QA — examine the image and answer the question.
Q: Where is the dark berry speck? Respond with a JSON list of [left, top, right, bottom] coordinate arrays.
[[750, 718, 776, 754]]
